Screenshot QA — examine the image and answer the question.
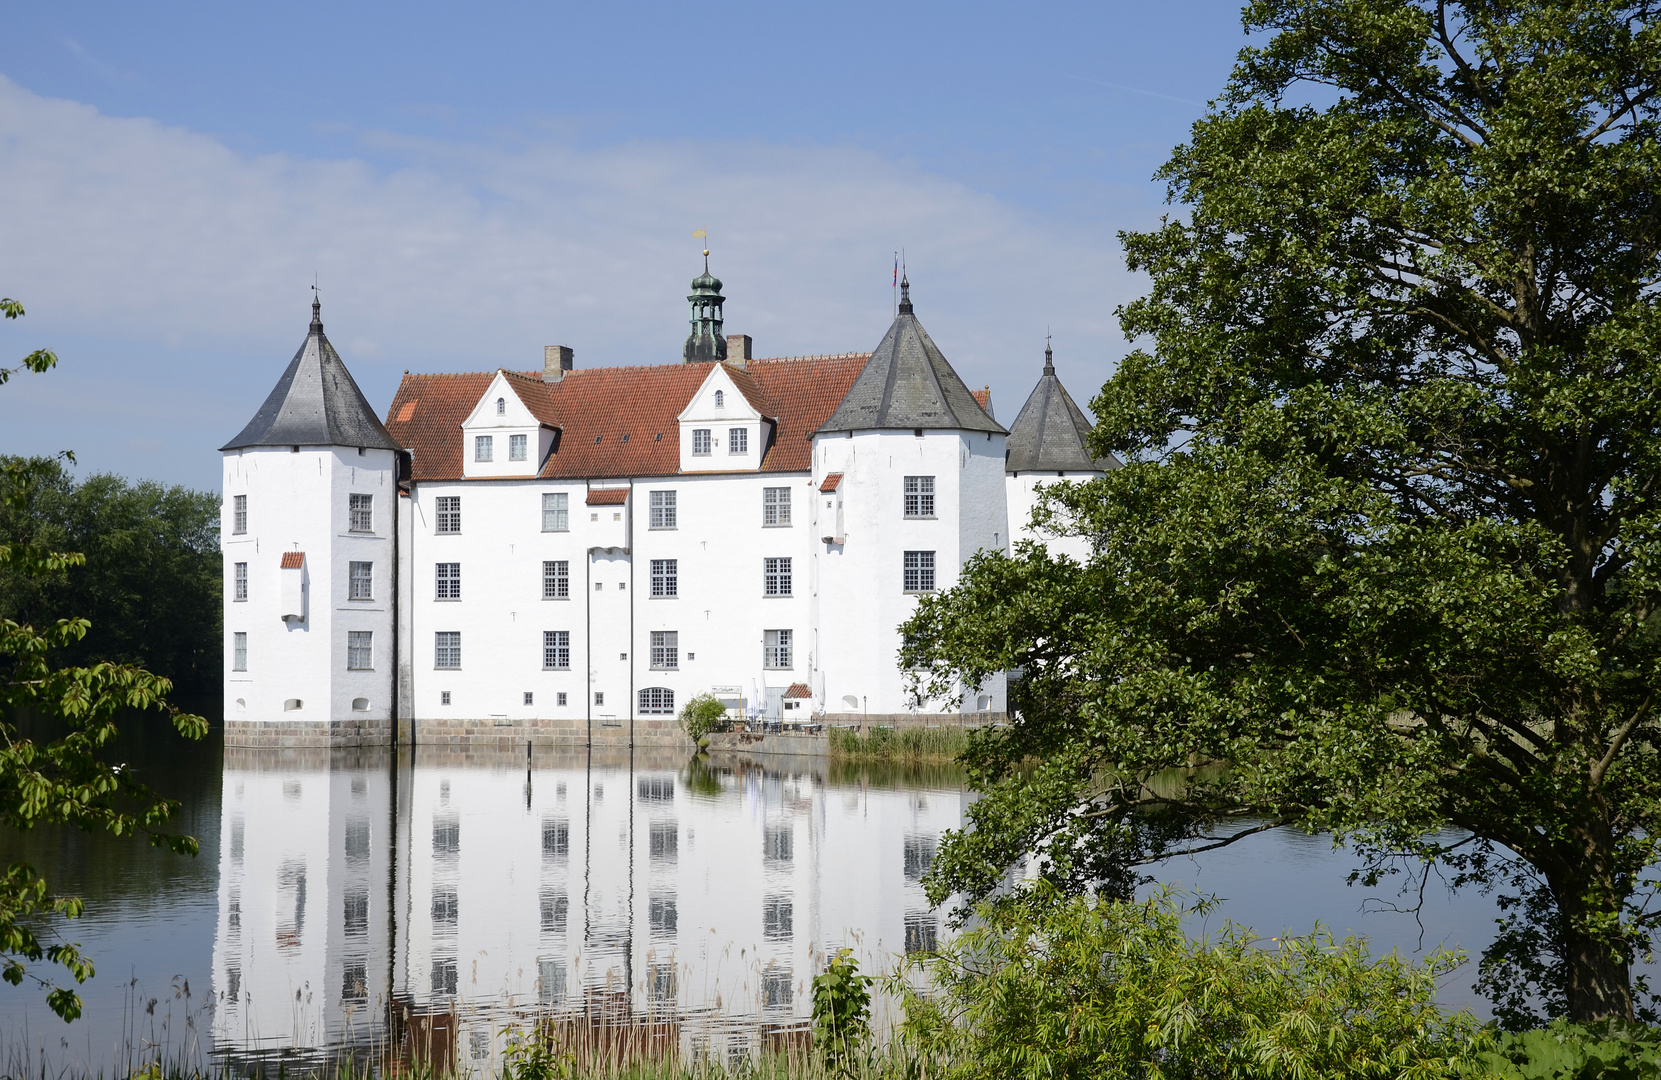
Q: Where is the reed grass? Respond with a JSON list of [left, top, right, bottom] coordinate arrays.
[[825, 726, 970, 765]]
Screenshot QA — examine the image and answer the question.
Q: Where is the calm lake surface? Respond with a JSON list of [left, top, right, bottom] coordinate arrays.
[[0, 718, 1589, 1074]]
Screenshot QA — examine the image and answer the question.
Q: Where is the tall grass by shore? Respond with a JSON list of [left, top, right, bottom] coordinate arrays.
[[826, 725, 970, 765]]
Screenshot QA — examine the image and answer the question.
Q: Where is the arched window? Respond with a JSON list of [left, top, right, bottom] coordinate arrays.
[[714, 390, 724, 408], [639, 687, 675, 714], [496, 397, 506, 415]]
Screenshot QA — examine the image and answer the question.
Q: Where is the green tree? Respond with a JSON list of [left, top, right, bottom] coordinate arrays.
[[0, 299, 208, 1020], [902, 0, 1661, 1025]]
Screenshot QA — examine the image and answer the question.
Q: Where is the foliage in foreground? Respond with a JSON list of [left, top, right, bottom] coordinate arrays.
[[895, 885, 1478, 1080], [0, 298, 208, 1021], [1457, 1019, 1661, 1079], [903, 0, 1661, 1025]]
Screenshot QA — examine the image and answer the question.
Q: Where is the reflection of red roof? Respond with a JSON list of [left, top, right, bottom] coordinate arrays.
[[280, 552, 305, 569], [819, 473, 843, 492], [384, 355, 870, 483], [586, 488, 628, 506], [784, 682, 812, 698]]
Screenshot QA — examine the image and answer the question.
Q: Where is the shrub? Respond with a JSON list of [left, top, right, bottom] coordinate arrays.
[[812, 948, 873, 1076], [1457, 1019, 1661, 1078], [894, 883, 1478, 1080], [678, 692, 727, 742]]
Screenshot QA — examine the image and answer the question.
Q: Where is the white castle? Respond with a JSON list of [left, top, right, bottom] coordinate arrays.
[[219, 267, 1115, 746]]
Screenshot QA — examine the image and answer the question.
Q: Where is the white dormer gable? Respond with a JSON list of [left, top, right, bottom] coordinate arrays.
[[678, 364, 771, 473], [461, 371, 557, 478]]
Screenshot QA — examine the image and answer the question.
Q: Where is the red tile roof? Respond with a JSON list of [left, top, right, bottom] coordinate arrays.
[[385, 355, 870, 482], [586, 488, 628, 505], [972, 387, 991, 410], [280, 551, 305, 569], [784, 682, 812, 698], [819, 472, 843, 492]]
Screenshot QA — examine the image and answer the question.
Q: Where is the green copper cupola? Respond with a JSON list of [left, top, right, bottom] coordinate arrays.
[[682, 251, 727, 364]]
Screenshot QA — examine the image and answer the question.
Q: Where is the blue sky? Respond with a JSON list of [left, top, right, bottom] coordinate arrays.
[[0, 2, 1248, 489]]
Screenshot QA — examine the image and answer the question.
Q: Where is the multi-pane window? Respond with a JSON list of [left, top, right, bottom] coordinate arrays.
[[542, 491, 568, 531], [232, 632, 247, 671], [496, 397, 506, 416], [692, 429, 711, 455], [435, 632, 461, 669], [903, 550, 936, 593], [650, 631, 678, 670], [436, 563, 461, 600], [764, 896, 793, 940], [650, 559, 678, 598], [542, 560, 569, 599], [763, 487, 790, 526], [649, 490, 677, 529], [543, 630, 570, 670], [764, 557, 792, 597], [764, 629, 793, 669], [639, 687, 675, 714], [557, 692, 567, 706], [347, 631, 373, 670], [509, 434, 527, 461], [714, 390, 724, 408], [435, 496, 461, 533], [349, 493, 373, 532], [475, 435, 494, 462], [729, 427, 748, 454], [233, 494, 247, 535], [904, 476, 935, 517], [233, 562, 248, 602], [349, 560, 373, 600]]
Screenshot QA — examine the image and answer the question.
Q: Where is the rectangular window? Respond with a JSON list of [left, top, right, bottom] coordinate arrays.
[[233, 562, 248, 602], [233, 494, 247, 535], [904, 476, 935, 518], [650, 630, 678, 670], [763, 487, 790, 526], [692, 428, 711, 455], [650, 559, 677, 598], [524, 691, 534, 705], [729, 427, 748, 454], [649, 490, 677, 529], [347, 631, 373, 670], [435, 632, 461, 669], [349, 560, 373, 600], [764, 628, 793, 669], [542, 492, 568, 532], [232, 631, 247, 671], [543, 630, 570, 670], [557, 691, 567, 707], [435, 496, 461, 534], [594, 691, 605, 707], [764, 557, 792, 597], [639, 687, 675, 714], [436, 563, 461, 600], [441, 690, 452, 705], [474, 435, 494, 462], [904, 550, 936, 593], [542, 560, 569, 599], [349, 493, 373, 532], [509, 433, 528, 461]]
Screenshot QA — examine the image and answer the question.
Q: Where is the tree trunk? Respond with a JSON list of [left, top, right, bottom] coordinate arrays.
[[1561, 904, 1634, 1022]]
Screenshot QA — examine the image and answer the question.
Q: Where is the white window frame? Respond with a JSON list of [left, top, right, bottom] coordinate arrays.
[[349, 560, 373, 601], [435, 496, 461, 534], [543, 630, 570, 670], [435, 631, 462, 669], [233, 494, 247, 535], [729, 427, 748, 455], [542, 492, 568, 532], [475, 435, 494, 462], [764, 629, 793, 669], [763, 557, 792, 597], [436, 563, 461, 601], [650, 630, 678, 670], [650, 559, 678, 598], [509, 433, 528, 461], [233, 562, 248, 602], [232, 631, 247, 671], [714, 390, 724, 408], [349, 493, 373, 533], [903, 550, 936, 593], [904, 476, 935, 518], [649, 490, 677, 530], [347, 630, 373, 671], [762, 487, 791, 527], [692, 429, 711, 456], [543, 560, 569, 600]]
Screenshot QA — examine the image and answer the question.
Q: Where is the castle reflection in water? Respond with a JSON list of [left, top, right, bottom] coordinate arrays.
[[210, 743, 964, 1070]]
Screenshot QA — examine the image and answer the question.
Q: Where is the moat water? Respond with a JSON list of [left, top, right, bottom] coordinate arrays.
[[0, 717, 1564, 1074]]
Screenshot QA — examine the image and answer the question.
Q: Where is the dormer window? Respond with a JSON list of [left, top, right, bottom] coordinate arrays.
[[496, 397, 506, 416], [714, 390, 724, 408]]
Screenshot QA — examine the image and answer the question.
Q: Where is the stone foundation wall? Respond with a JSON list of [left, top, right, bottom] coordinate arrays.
[[222, 718, 392, 749], [221, 716, 701, 756]]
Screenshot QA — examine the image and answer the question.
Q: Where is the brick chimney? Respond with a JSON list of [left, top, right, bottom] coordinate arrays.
[[543, 345, 574, 383], [727, 334, 753, 369]]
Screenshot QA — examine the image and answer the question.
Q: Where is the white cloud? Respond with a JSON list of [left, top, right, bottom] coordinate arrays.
[[0, 74, 1151, 485]]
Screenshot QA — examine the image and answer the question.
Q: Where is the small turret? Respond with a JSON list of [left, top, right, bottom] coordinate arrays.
[[682, 251, 727, 364]]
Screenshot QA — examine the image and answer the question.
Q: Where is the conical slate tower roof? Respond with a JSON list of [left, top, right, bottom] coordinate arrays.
[[1005, 342, 1120, 473], [221, 299, 403, 452], [817, 276, 1004, 435]]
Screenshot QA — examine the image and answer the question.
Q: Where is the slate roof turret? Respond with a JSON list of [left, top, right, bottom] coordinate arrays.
[[221, 298, 402, 452], [1005, 341, 1120, 473], [816, 275, 1004, 435]]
